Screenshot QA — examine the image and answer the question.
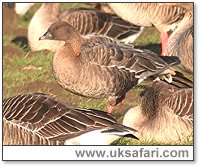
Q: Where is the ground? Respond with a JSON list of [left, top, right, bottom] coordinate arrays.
[[2, 3, 192, 145]]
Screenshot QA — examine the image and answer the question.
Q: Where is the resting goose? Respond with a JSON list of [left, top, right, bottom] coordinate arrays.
[[3, 93, 138, 145], [166, 3, 193, 72], [108, 3, 188, 55], [15, 3, 144, 52], [39, 21, 181, 113], [123, 81, 193, 143]]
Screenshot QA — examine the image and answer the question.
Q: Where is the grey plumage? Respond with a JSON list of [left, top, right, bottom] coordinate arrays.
[[123, 81, 193, 143], [3, 93, 138, 145]]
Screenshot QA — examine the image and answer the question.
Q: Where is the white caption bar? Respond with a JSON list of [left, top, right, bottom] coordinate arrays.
[[3, 145, 193, 161]]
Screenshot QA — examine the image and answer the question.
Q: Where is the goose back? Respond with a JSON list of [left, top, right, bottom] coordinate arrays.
[[123, 81, 193, 143], [109, 3, 186, 32], [3, 93, 137, 145], [167, 11, 193, 72], [60, 8, 144, 43]]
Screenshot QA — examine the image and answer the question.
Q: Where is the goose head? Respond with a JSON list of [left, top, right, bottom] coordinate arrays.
[[39, 21, 81, 42]]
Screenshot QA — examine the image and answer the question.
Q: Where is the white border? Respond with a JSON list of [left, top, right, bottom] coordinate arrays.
[[3, 146, 194, 161], [1, 0, 199, 166]]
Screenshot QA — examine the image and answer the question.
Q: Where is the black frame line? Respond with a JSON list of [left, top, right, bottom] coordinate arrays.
[[1, 1, 195, 161]]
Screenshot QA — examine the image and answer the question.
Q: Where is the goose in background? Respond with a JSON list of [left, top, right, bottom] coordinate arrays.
[[15, 3, 35, 16], [123, 81, 193, 143], [164, 3, 193, 73], [3, 93, 138, 145], [39, 21, 181, 113], [14, 3, 144, 52], [108, 3, 189, 55]]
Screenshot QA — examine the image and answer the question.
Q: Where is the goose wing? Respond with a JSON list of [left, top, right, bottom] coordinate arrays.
[[164, 88, 193, 121], [60, 8, 143, 42], [3, 93, 137, 141], [81, 37, 179, 79]]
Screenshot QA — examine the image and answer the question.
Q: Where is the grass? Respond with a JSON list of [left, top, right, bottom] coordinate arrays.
[[133, 27, 160, 45], [61, 2, 93, 10], [3, 34, 16, 46], [14, 12, 33, 29], [3, 3, 193, 146], [14, 3, 41, 29], [113, 136, 193, 145], [79, 98, 108, 111], [3, 51, 54, 98]]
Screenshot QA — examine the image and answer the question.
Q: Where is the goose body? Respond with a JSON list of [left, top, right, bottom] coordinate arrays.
[[167, 4, 193, 72], [40, 21, 180, 113], [15, 3, 144, 52], [3, 93, 138, 145], [123, 81, 193, 143], [108, 3, 187, 55]]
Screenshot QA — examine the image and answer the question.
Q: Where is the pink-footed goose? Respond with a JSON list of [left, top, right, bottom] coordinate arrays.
[[3, 93, 138, 145], [15, 3, 144, 52], [39, 21, 181, 113], [108, 3, 189, 55], [166, 3, 193, 73], [123, 81, 193, 143]]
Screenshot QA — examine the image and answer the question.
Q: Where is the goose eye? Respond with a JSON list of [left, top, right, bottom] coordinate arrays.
[[54, 26, 59, 31]]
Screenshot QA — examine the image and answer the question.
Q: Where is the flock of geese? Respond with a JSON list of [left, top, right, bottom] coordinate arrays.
[[3, 3, 193, 145]]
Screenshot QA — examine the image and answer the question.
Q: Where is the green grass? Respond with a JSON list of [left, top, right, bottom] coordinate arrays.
[[79, 98, 108, 111], [14, 3, 41, 29], [61, 3, 93, 10], [3, 34, 16, 46], [113, 137, 193, 145], [14, 12, 33, 29], [3, 51, 54, 94], [133, 27, 160, 45], [11, 52, 52, 69]]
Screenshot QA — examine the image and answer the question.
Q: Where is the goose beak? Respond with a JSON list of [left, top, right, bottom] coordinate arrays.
[[39, 31, 53, 40]]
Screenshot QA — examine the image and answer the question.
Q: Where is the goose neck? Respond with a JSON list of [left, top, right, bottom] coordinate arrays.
[[64, 35, 83, 56]]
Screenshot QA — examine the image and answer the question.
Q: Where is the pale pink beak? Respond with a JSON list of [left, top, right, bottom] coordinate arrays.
[[39, 31, 53, 40]]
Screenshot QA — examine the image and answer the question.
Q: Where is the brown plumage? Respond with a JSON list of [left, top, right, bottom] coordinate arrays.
[[25, 3, 144, 52], [3, 93, 138, 145], [108, 3, 189, 55], [39, 21, 181, 113], [123, 81, 193, 143], [167, 4, 193, 72]]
